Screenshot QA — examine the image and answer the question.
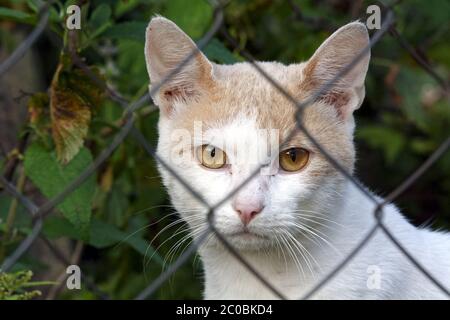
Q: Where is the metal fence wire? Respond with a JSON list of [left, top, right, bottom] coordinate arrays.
[[0, 1, 449, 300]]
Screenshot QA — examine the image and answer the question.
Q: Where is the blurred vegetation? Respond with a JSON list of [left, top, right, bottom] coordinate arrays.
[[0, 270, 55, 299], [0, 0, 448, 299]]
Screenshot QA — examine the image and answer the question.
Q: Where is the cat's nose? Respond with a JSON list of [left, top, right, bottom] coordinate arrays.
[[233, 201, 264, 226]]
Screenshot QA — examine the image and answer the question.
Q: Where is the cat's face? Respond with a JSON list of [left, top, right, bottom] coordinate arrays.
[[145, 17, 370, 251]]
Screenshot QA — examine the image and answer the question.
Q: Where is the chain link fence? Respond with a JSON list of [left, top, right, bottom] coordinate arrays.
[[0, 0, 449, 300]]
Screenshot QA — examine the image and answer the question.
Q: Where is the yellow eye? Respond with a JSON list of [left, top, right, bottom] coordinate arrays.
[[197, 144, 227, 169], [279, 148, 309, 172]]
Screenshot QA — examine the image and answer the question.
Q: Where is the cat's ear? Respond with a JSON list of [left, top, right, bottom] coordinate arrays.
[[145, 16, 214, 115], [301, 21, 370, 120]]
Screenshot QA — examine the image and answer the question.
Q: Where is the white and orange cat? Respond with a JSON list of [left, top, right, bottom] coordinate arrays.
[[144, 17, 450, 299]]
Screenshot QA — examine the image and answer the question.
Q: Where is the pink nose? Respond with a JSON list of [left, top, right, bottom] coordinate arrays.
[[232, 201, 264, 226]]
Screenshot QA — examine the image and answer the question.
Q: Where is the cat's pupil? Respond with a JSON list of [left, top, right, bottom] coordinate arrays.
[[210, 147, 216, 158], [288, 148, 296, 162]]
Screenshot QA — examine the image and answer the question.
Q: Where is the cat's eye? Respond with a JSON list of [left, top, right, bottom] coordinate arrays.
[[197, 144, 227, 169], [279, 148, 309, 172]]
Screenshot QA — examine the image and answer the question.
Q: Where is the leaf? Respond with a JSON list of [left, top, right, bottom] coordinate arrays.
[[115, 40, 147, 91], [27, 92, 51, 143], [105, 184, 129, 226], [89, 3, 112, 39], [50, 55, 104, 164], [357, 126, 406, 165], [28, 92, 49, 126], [0, 194, 32, 231], [204, 38, 238, 64], [90, 219, 163, 265], [90, 3, 111, 30], [103, 21, 147, 42], [395, 67, 435, 131], [163, 0, 213, 39], [24, 143, 96, 239], [23, 0, 60, 23], [43, 216, 164, 266], [51, 88, 91, 164], [0, 7, 35, 24], [114, 0, 141, 18]]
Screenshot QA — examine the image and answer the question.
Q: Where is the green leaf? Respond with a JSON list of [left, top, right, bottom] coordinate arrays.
[[23, 0, 60, 23], [90, 3, 111, 29], [103, 21, 147, 42], [105, 185, 129, 226], [90, 219, 164, 265], [114, 0, 141, 18], [42, 216, 80, 240], [89, 3, 112, 39], [396, 67, 435, 131], [0, 7, 35, 24], [43, 216, 164, 266], [163, 0, 213, 39], [115, 40, 147, 92], [204, 38, 238, 64], [357, 126, 406, 164], [24, 143, 95, 240]]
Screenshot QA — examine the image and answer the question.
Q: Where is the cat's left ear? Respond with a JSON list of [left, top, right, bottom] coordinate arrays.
[[301, 22, 370, 121], [144, 16, 215, 116]]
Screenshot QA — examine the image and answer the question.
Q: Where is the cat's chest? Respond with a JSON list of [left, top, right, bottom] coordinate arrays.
[[202, 251, 318, 299]]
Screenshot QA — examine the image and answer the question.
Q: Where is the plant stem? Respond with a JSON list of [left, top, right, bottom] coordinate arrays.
[[0, 166, 27, 262]]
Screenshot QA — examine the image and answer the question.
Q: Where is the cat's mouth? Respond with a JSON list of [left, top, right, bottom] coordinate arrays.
[[227, 229, 268, 239], [208, 226, 273, 250]]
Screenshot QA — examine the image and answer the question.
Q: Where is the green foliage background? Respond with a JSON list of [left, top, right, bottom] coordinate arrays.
[[0, 0, 448, 299]]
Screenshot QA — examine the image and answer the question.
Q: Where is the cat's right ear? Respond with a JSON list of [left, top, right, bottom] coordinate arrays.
[[300, 22, 370, 122], [145, 16, 215, 116]]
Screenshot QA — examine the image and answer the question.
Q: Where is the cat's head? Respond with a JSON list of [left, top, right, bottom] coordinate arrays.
[[145, 17, 370, 251]]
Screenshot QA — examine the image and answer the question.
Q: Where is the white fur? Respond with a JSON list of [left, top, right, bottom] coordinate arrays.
[[200, 181, 450, 299]]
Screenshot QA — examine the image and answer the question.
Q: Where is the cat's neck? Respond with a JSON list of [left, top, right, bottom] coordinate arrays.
[[199, 180, 377, 299]]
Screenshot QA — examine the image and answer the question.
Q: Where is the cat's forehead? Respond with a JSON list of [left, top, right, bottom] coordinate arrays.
[[173, 61, 308, 133], [213, 61, 305, 108]]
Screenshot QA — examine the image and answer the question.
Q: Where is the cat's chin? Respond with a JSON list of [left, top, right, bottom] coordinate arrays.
[[203, 230, 275, 251]]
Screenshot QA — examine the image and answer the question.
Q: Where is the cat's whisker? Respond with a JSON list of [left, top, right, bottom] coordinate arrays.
[[144, 222, 191, 277], [282, 230, 322, 278], [278, 232, 306, 281], [300, 183, 345, 198], [143, 218, 192, 276], [164, 227, 211, 287], [290, 220, 333, 242], [289, 221, 341, 256], [294, 212, 345, 228], [164, 231, 194, 268], [295, 215, 340, 230], [287, 221, 331, 246], [291, 208, 341, 220], [289, 224, 325, 249], [143, 211, 209, 276], [144, 175, 162, 180], [167, 226, 209, 270], [281, 230, 317, 279], [273, 235, 289, 273], [131, 205, 178, 218], [115, 211, 184, 251]]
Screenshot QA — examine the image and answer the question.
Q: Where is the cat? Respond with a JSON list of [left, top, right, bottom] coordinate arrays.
[[144, 16, 450, 299]]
